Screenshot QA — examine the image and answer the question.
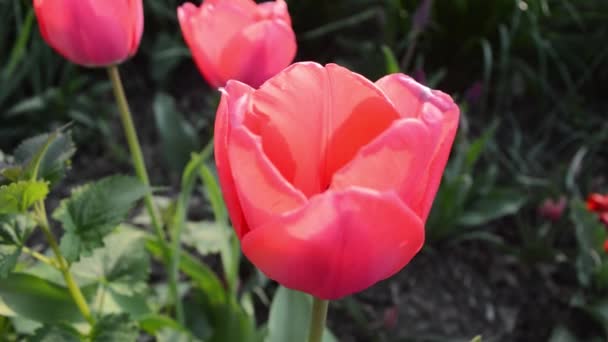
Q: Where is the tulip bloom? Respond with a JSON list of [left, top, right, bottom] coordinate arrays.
[[33, 0, 143, 67], [214, 62, 459, 299], [178, 0, 296, 88]]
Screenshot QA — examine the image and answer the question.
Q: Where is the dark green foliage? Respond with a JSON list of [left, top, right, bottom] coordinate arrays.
[[53, 176, 147, 262]]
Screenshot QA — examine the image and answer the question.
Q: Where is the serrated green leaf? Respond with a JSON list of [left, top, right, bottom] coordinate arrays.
[[13, 131, 76, 185], [29, 324, 81, 342], [0, 215, 35, 278], [91, 314, 138, 342], [53, 175, 147, 262], [0, 214, 33, 246], [0, 181, 49, 214], [71, 229, 149, 295], [0, 246, 20, 278], [182, 221, 231, 256]]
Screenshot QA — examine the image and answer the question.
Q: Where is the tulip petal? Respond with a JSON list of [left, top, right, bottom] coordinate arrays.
[[128, 0, 144, 55], [250, 63, 400, 197], [227, 126, 308, 231], [241, 188, 424, 299], [376, 74, 460, 220], [220, 19, 296, 88], [376, 74, 431, 118], [215, 81, 255, 238], [331, 118, 433, 217]]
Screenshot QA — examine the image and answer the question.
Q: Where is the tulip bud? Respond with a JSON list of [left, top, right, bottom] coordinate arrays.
[[33, 0, 144, 67]]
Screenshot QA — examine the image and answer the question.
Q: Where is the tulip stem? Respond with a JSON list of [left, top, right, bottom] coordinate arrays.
[[308, 297, 329, 342], [106, 65, 178, 317], [34, 201, 94, 325]]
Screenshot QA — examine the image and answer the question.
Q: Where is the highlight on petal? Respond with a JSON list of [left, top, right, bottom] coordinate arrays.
[[331, 118, 433, 218], [215, 81, 255, 238], [250, 62, 400, 197], [227, 125, 308, 231], [241, 188, 424, 299]]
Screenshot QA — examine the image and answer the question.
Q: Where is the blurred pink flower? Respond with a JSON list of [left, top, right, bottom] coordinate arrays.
[[538, 196, 567, 222], [383, 306, 398, 330]]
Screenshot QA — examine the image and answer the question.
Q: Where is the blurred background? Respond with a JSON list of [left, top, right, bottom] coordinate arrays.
[[2, 0, 608, 341]]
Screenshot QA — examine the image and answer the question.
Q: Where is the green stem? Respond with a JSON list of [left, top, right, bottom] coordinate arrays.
[[35, 202, 94, 325], [308, 297, 329, 342], [106, 65, 179, 320], [22, 246, 59, 268], [106, 66, 165, 242]]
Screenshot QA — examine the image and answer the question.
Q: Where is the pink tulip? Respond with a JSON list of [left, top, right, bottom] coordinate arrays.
[[214, 62, 459, 299], [33, 0, 143, 67], [178, 0, 296, 88]]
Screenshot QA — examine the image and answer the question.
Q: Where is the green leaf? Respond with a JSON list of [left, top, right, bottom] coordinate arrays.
[[145, 235, 226, 305], [13, 131, 76, 185], [29, 324, 81, 342], [182, 221, 231, 256], [571, 200, 606, 287], [156, 328, 201, 342], [53, 175, 147, 262], [266, 287, 335, 342], [457, 189, 526, 227], [0, 273, 84, 324], [199, 164, 240, 294], [381, 45, 400, 74], [139, 314, 185, 335], [0, 181, 49, 214], [153, 93, 200, 172], [0, 215, 34, 277], [71, 228, 150, 294], [186, 290, 256, 342], [548, 326, 577, 342], [91, 314, 138, 342]]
